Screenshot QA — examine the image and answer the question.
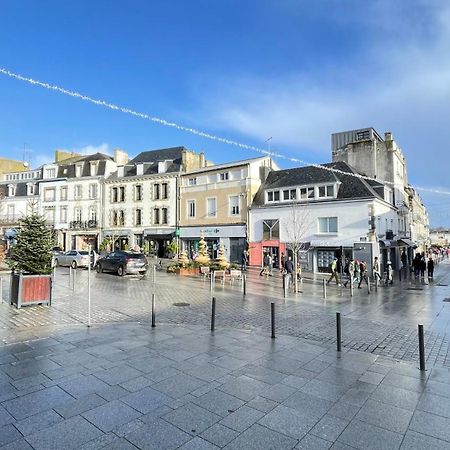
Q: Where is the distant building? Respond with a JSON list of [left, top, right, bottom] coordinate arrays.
[[430, 228, 450, 247], [0, 157, 29, 176]]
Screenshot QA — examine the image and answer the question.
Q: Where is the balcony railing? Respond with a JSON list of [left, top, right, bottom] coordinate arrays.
[[69, 220, 98, 230], [0, 215, 22, 225]]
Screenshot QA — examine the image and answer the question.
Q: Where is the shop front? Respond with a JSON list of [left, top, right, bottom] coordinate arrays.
[[102, 230, 132, 252], [310, 239, 357, 273], [179, 225, 246, 263], [143, 228, 176, 258]]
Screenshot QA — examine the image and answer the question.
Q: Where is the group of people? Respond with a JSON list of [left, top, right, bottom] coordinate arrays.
[[412, 253, 434, 279]]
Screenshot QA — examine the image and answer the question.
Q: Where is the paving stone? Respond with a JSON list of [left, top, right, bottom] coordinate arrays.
[[327, 402, 360, 421], [296, 434, 332, 450], [310, 414, 349, 442], [246, 395, 279, 413], [163, 402, 221, 435], [300, 379, 347, 402], [212, 355, 249, 370], [258, 404, 317, 439], [82, 399, 141, 432], [101, 437, 139, 449], [0, 404, 14, 427], [338, 419, 403, 450], [401, 430, 450, 450], [152, 374, 205, 398], [201, 423, 240, 448], [96, 384, 129, 401], [193, 389, 244, 417], [2, 385, 72, 420], [146, 366, 182, 383], [120, 376, 153, 392], [121, 386, 171, 414], [239, 364, 288, 385], [185, 363, 230, 382], [410, 409, 450, 442], [381, 372, 426, 393], [358, 371, 385, 385], [125, 417, 191, 450], [282, 391, 333, 419], [424, 380, 450, 398], [281, 374, 309, 389], [259, 383, 296, 402], [370, 384, 421, 410], [0, 423, 23, 446], [339, 386, 372, 407], [93, 365, 143, 385], [178, 436, 220, 449], [218, 375, 270, 401], [417, 392, 450, 418], [223, 423, 297, 450], [219, 405, 265, 432], [57, 374, 110, 398], [54, 393, 106, 418], [0, 438, 34, 449], [15, 409, 63, 435], [25, 415, 103, 450]]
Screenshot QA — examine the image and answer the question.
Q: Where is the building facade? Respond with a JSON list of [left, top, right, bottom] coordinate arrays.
[[179, 157, 275, 262]]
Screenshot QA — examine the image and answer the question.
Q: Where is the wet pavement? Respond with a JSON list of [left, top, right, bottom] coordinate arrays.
[[0, 263, 450, 448]]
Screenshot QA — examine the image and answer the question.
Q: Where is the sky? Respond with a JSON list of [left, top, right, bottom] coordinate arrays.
[[0, 0, 449, 226]]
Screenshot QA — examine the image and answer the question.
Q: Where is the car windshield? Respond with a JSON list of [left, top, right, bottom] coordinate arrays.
[[79, 251, 89, 255], [126, 253, 145, 259]]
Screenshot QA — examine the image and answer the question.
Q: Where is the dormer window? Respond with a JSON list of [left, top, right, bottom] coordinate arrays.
[[7, 184, 15, 197], [267, 190, 280, 202], [45, 168, 56, 178], [26, 183, 35, 196], [90, 162, 98, 176], [75, 164, 83, 177], [318, 185, 334, 198], [283, 189, 297, 201], [219, 172, 229, 181], [300, 187, 314, 200]]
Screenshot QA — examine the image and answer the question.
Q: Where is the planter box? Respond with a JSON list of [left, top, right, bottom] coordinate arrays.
[[171, 267, 199, 276], [10, 272, 52, 308]]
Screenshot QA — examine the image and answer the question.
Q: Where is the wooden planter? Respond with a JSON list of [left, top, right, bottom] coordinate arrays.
[[10, 272, 52, 308], [175, 267, 199, 276]]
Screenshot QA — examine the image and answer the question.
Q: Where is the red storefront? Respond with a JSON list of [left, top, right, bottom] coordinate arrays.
[[249, 240, 287, 270]]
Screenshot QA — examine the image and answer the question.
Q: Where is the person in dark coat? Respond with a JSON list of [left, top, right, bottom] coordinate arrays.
[[284, 256, 294, 288], [427, 257, 435, 280], [420, 254, 426, 278]]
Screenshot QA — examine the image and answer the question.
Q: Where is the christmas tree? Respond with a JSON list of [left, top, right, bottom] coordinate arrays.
[[178, 249, 189, 267], [196, 235, 210, 265], [9, 214, 54, 275], [216, 244, 229, 269]]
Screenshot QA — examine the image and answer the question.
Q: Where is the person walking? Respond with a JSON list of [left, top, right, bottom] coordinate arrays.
[[267, 253, 273, 276], [327, 257, 341, 286], [241, 250, 248, 272], [284, 256, 294, 289], [280, 252, 287, 273], [385, 261, 393, 285], [358, 260, 368, 288], [260, 252, 269, 276], [343, 259, 355, 287], [373, 256, 382, 283], [420, 254, 426, 279], [427, 256, 435, 280]]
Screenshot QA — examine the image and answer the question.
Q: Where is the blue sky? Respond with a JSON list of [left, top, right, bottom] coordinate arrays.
[[0, 0, 449, 225]]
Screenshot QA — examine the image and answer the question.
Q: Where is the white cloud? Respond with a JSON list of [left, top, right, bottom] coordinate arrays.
[[67, 143, 111, 156]]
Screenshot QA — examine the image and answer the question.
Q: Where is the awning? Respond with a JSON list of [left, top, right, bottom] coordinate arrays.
[[143, 228, 176, 237], [397, 238, 416, 247]]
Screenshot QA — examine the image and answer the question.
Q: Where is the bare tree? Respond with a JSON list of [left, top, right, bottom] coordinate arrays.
[[283, 204, 312, 293]]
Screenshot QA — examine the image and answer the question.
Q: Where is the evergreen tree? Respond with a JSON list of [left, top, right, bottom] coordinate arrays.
[[9, 214, 54, 275]]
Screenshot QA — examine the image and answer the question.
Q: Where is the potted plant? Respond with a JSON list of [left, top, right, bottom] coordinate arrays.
[[9, 214, 53, 308]]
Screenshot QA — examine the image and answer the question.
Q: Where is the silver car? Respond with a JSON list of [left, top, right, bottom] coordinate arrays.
[[54, 250, 92, 269]]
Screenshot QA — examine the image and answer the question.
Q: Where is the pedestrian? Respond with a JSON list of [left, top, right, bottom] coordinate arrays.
[[354, 259, 361, 284], [343, 259, 355, 287], [280, 252, 287, 273], [401, 250, 407, 269], [385, 261, 393, 285], [242, 250, 248, 272], [260, 252, 269, 276], [373, 256, 382, 283], [267, 253, 273, 276], [420, 254, 426, 278], [284, 256, 294, 289], [327, 257, 341, 286], [427, 256, 434, 280], [358, 260, 368, 288]]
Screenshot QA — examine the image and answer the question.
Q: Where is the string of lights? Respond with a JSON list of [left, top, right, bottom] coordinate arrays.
[[1, 66, 449, 196]]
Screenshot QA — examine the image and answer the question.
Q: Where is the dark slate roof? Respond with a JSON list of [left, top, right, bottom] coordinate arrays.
[[82, 152, 113, 163], [130, 147, 186, 164], [56, 154, 111, 178], [253, 161, 385, 206], [0, 182, 39, 197]]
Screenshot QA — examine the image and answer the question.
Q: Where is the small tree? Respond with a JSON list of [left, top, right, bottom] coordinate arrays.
[[9, 214, 53, 275]]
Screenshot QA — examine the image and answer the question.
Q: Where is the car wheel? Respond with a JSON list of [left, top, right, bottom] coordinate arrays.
[[71, 261, 77, 269], [117, 266, 124, 276], [96, 264, 101, 274]]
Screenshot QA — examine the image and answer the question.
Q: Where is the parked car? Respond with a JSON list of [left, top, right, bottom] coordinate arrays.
[[54, 250, 92, 269], [95, 251, 148, 276]]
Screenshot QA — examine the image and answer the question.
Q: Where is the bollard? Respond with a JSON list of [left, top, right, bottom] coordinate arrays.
[[375, 276, 378, 292], [152, 265, 156, 285], [73, 268, 76, 291], [69, 267, 72, 288], [367, 276, 371, 294], [151, 293, 156, 328], [336, 312, 342, 352], [271, 302, 276, 339], [322, 279, 327, 299], [87, 260, 91, 327], [350, 279, 353, 297], [282, 275, 287, 298], [0, 276, 3, 304], [211, 297, 216, 332], [418, 324, 425, 371], [210, 273, 214, 292], [243, 274, 247, 297], [399, 269, 402, 282]]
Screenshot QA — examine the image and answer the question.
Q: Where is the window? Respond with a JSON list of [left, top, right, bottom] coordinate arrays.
[[119, 186, 125, 202], [60, 186, 67, 201], [219, 172, 229, 181], [45, 168, 56, 178], [300, 187, 314, 200], [60, 207, 67, 223], [75, 165, 82, 177], [7, 205, 14, 219], [283, 189, 296, 201], [318, 217, 338, 233], [230, 196, 240, 215], [7, 185, 16, 197], [153, 208, 160, 225], [135, 184, 142, 201], [112, 187, 118, 203], [74, 208, 82, 222], [26, 183, 35, 196], [162, 183, 168, 199], [89, 207, 97, 222], [161, 208, 168, 224], [45, 208, 55, 223], [263, 219, 280, 240], [188, 177, 197, 186], [135, 208, 142, 226], [207, 198, 217, 217], [318, 185, 334, 198], [187, 200, 196, 218], [154, 184, 160, 200], [267, 190, 280, 202], [44, 187, 55, 201], [112, 210, 125, 226], [74, 185, 82, 199], [89, 184, 97, 199]]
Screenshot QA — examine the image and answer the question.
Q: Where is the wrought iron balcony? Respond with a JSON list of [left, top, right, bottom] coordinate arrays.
[[69, 220, 98, 230]]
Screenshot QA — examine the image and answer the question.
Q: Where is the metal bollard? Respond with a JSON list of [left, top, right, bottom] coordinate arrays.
[[151, 293, 156, 328], [87, 261, 91, 327], [243, 274, 247, 297], [271, 302, 275, 339], [282, 275, 287, 298], [367, 276, 371, 294], [322, 279, 327, 299], [211, 297, 216, 331], [73, 268, 76, 291], [336, 312, 342, 352], [399, 269, 402, 282], [210, 274, 214, 292], [350, 279, 353, 297], [418, 324, 425, 371], [152, 265, 156, 285], [375, 276, 378, 292], [69, 267, 72, 288]]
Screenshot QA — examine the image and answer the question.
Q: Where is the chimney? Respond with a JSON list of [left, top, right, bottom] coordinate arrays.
[[136, 163, 144, 176], [200, 152, 206, 168], [117, 166, 125, 177], [384, 132, 393, 142], [114, 148, 129, 165]]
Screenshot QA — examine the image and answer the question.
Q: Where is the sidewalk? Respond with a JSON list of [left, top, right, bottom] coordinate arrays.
[[0, 321, 449, 449]]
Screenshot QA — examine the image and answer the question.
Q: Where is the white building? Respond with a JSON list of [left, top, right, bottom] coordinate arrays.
[[249, 162, 399, 273]]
